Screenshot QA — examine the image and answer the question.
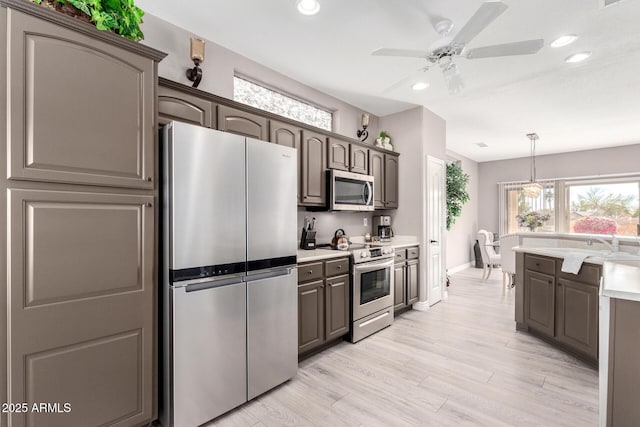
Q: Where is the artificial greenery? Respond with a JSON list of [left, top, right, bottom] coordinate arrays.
[[446, 162, 470, 230], [32, 0, 145, 41]]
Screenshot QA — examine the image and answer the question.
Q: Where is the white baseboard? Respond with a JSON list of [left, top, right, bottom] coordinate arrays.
[[412, 301, 430, 312], [447, 262, 473, 275]]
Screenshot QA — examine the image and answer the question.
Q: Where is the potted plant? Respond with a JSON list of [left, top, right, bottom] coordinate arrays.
[[375, 131, 393, 151], [446, 162, 470, 230], [30, 0, 145, 41]]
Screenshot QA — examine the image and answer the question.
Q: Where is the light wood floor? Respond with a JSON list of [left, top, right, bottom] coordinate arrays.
[[211, 267, 599, 427]]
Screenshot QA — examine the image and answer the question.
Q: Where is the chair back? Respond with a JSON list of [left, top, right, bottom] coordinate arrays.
[[477, 230, 491, 265], [500, 234, 519, 275]]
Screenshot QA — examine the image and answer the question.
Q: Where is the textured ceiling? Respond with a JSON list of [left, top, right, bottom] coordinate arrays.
[[137, 0, 640, 162]]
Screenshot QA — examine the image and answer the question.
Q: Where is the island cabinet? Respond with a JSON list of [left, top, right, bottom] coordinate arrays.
[[369, 151, 399, 209], [522, 253, 600, 363], [298, 257, 350, 357], [327, 138, 369, 175], [0, 1, 166, 426], [393, 247, 420, 313], [300, 130, 327, 207]]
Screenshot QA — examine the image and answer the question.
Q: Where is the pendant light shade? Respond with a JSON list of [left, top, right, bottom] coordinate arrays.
[[524, 133, 541, 198]]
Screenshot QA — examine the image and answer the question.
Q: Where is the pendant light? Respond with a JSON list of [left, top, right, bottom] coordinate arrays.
[[522, 133, 543, 198]]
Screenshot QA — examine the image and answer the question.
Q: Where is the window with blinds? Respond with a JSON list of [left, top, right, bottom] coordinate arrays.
[[498, 180, 556, 236]]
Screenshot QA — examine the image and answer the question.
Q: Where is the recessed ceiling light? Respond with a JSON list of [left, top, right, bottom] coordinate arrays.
[[411, 82, 429, 91], [297, 0, 320, 15], [565, 51, 592, 63], [475, 142, 488, 148], [550, 35, 578, 48]]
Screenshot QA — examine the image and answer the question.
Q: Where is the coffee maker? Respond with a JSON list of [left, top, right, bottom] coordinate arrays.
[[373, 215, 394, 241]]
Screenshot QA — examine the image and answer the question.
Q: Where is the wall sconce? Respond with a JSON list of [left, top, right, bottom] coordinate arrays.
[[356, 113, 369, 142], [186, 37, 205, 88]]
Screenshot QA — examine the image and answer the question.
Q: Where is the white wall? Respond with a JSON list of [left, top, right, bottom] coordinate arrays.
[[478, 143, 640, 232], [141, 13, 380, 140], [445, 150, 479, 271]]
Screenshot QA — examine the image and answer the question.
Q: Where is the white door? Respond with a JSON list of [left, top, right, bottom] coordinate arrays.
[[427, 156, 445, 306]]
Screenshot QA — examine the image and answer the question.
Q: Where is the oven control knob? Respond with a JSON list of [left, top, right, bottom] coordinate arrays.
[[360, 251, 369, 258]]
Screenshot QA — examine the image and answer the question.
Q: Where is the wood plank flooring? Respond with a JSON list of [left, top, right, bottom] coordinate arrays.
[[210, 267, 598, 426]]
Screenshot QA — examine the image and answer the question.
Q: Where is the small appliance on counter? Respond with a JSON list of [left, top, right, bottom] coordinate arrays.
[[331, 229, 350, 250], [300, 217, 316, 250], [373, 215, 394, 241]]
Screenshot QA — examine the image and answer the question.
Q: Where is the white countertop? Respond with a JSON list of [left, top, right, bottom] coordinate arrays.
[[513, 246, 607, 265], [297, 235, 419, 263], [602, 260, 640, 302]]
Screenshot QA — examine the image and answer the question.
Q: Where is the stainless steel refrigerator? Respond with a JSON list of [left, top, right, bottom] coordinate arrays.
[[160, 121, 298, 427]]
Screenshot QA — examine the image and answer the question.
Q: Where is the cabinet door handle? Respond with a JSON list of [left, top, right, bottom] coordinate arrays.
[[548, 280, 553, 284], [536, 263, 541, 267], [320, 284, 325, 288], [146, 176, 152, 182], [337, 265, 342, 269], [144, 202, 152, 208], [557, 282, 562, 286], [307, 270, 313, 275]]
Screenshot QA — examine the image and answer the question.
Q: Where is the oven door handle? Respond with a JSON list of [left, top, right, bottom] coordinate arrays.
[[353, 257, 394, 272]]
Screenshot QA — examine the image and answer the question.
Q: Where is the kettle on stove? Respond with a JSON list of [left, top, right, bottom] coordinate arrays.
[[331, 229, 350, 250]]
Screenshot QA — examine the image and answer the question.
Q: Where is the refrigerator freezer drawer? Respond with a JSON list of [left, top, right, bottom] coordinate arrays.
[[247, 268, 298, 400], [171, 281, 247, 427]]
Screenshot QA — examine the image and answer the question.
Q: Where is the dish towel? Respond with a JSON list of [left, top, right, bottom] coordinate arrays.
[[561, 253, 589, 274]]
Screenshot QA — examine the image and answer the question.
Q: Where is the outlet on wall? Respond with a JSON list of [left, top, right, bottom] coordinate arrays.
[[363, 218, 368, 226]]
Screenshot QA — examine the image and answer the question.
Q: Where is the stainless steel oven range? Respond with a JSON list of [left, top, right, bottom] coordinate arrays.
[[350, 245, 395, 342]]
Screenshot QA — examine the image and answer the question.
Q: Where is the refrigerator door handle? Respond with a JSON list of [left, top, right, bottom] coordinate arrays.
[[185, 277, 245, 292], [245, 267, 295, 283]]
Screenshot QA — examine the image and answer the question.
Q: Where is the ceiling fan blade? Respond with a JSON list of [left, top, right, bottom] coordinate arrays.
[[382, 67, 429, 93], [372, 48, 430, 58], [452, 1, 508, 46], [465, 39, 544, 59]]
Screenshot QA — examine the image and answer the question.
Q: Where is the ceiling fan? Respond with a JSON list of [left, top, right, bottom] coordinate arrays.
[[372, 1, 544, 94]]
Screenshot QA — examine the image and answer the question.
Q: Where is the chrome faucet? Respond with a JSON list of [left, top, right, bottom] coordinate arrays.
[[587, 234, 619, 253]]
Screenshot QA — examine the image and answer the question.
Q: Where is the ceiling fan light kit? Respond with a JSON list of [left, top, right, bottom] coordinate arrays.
[[372, 1, 544, 94], [550, 34, 578, 48], [565, 51, 592, 63], [296, 0, 320, 16]]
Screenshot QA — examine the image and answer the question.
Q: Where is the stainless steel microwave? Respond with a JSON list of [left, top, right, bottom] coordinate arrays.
[[328, 169, 375, 211]]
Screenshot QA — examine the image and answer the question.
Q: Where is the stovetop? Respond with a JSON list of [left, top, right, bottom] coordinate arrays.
[[316, 242, 394, 263]]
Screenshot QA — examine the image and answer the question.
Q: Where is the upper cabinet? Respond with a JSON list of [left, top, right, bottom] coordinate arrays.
[[301, 130, 327, 207], [218, 105, 268, 140], [158, 86, 215, 128], [369, 151, 398, 209], [327, 138, 369, 175], [270, 120, 302, 203], [5, 8, 159, 190]]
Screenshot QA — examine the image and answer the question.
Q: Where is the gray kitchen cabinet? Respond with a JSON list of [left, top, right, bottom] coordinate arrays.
[[607, 298, 640, 426], [5, 6, 158, 190], [270, 120, 302, 203], [521, 253, 601, 363], [298, 279, 325, 354], [301, 130, 327, 207], [0, 3, 164, 426], [394, 247, 420, 313], [350, 145, 369, 175], [158, 85, 215, 128], [384, 154, 399, 209], [555, 277, 598, 360], [369, 151, 385, 208], [218, 104, 269, 140], [327, 138, 349, 171], [298, 257, 350, 356]]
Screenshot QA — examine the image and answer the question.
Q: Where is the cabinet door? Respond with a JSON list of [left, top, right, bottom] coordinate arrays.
[[218, 105, 268, 140], [158, 85, 214, 128], [369, 151, 385, 209], [298, 280, 325, 354], [524, 270, 556, 337], [301, 131, 327, 206], [270, 120, 301, 202], [7, 189, 154, 427], [384, 154, 399, 209], [394, 263, 406, 310], [407, 260, 419, 305], [555, 279, 598, 360], [327, 138, 349, 171], [325, 275, 350, 340], [7, 10, 155, 189], [350, 145, 369, 174]]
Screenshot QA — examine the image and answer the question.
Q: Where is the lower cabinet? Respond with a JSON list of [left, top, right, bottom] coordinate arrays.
[[393, 246, 419, 313], [522, 253, 600, 362], [298, 257, 350, 356]]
